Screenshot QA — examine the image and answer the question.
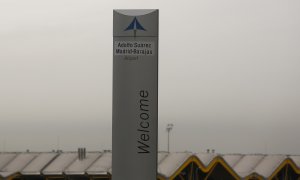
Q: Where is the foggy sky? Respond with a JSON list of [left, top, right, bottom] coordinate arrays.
[[0, 0, 300, 154]]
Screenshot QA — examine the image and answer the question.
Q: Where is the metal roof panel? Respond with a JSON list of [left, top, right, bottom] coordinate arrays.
[[222, 154, 244, 167], [42, 152, 77, 175], [254, 155, 286, 178], [157, 152, 168, 165], [0, 153, 38, 178], [86, 152, 111, 175], [65, 152, 101, 175], [290, 155, 300, 168], [195, 153, 217, 167], [157, 152, 192, 178], [0, 153, 17, 170], [233, 154, 265, 177], [21, 153, 58, 175]]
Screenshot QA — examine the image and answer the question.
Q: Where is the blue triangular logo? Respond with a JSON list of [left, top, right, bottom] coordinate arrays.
[[124, 17, 146, 31]]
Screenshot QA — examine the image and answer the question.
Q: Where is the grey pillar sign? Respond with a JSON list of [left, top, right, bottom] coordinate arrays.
[[112, 10, 158, 180]]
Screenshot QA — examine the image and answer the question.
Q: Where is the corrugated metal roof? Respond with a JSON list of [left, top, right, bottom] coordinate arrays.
[[0, 151, 299, 179]]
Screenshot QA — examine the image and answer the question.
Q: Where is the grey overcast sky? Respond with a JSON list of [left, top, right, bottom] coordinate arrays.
[[0, 0, 299, 154]]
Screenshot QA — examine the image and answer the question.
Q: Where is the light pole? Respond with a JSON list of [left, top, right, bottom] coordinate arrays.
[[166, 123, 174, 152]]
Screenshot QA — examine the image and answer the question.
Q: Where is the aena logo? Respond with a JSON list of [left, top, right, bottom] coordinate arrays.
[[124, 17, 146, 36]]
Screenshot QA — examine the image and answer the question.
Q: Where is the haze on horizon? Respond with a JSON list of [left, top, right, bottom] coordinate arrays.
[[0, 0, 299, 154]]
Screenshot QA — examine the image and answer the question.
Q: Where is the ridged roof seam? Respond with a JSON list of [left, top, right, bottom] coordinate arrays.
[[0, 153, 18, 171], [157, 153, 169, 176], [215, 156, 241, 179], [0, 153, 17, 170], [158, 152, 169, 165], [231, 155, 245, 169], [61, 153, 79, 174], [245, 155, 267, 177], [255, 155, 286, 178], [18, 153, 39, 172], [39, 153, 60, 175], [84, 152, 103, 173]]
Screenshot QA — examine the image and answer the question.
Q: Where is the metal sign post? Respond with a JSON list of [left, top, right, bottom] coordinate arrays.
[[112, 10, 159, 180]]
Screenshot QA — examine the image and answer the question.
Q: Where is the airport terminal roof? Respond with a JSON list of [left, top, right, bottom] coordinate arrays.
[[0, 151, 300, 179]]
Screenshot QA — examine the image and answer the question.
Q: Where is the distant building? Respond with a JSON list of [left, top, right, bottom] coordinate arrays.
[[0, 150, 300, 180]]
